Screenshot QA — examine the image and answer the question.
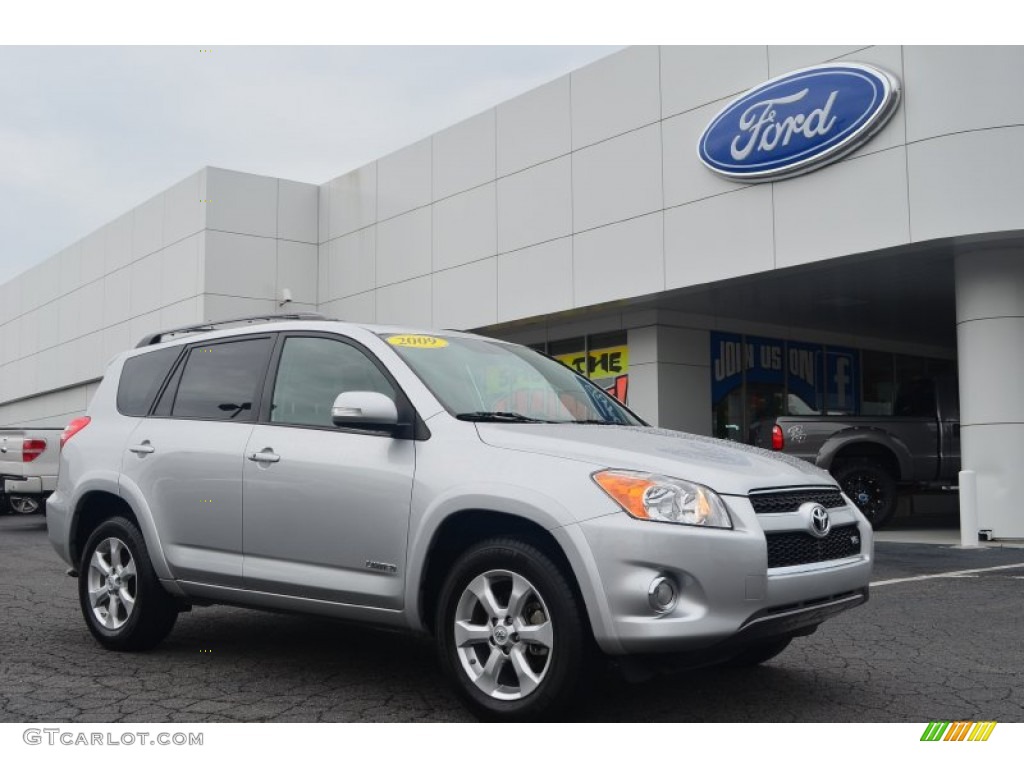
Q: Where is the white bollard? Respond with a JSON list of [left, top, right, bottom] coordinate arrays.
[[959, 470, 980, 548]]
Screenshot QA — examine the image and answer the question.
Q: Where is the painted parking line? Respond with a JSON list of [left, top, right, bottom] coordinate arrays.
[[871, 562, 1024, 587]]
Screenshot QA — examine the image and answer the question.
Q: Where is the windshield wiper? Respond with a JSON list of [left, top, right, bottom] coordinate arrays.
[[456, 411, 552, 423]]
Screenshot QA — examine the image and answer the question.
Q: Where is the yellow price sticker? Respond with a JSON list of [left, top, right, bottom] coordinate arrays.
[[386, 334, 449, 349]]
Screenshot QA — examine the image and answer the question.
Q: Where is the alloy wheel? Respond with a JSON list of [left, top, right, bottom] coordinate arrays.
[[86, 537, 138, 630], [453, 569, 554, 701]]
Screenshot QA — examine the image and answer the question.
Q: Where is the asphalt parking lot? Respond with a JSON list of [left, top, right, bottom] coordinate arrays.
[[1, 512, 1022, 723]]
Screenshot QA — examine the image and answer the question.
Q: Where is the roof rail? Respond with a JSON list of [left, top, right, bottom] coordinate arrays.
[[135, 312, 333, 348]]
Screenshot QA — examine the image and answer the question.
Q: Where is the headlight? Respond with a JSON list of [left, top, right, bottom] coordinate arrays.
[[592, 470, 733, 528]]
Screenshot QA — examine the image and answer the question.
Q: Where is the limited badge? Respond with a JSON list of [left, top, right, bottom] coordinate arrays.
[[386, 334, 449, 349]]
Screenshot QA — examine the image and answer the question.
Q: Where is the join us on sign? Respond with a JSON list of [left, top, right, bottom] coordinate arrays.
[[698, 63, 901, 182]]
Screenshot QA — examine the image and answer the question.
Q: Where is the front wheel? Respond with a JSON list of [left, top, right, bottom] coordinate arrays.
[[78, 516, 178, 651], [435, 538, 588, 721], [832, 458, 898, 530]]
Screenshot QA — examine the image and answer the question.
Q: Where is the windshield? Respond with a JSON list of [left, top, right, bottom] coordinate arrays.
[[381, 333, 643, 425]]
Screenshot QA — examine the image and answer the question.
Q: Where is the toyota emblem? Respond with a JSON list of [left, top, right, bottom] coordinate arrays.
[[809, 504, 831, 538]]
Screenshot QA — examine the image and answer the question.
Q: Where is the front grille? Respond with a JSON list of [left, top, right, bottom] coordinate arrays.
[[749, 488, 845, 514], [766, 524, 862, 568]]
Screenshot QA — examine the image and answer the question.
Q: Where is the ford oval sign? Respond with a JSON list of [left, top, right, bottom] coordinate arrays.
[[697, 63, 900, 182]]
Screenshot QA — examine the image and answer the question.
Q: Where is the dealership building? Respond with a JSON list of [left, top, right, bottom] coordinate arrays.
[[1, 45, 1022, 538]]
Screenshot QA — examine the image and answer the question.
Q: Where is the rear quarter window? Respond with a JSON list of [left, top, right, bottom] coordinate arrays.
[[116, 347, 182, 416]]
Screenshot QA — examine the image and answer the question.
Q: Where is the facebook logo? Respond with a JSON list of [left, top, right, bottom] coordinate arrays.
[[826, 349, 858, 414]]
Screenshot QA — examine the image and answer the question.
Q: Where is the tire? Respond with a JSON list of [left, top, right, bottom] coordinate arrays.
[[9, 496, 40, 515], [724, 636, 793, 667], [435, 537, 588, 721], [78, 516, 178, 651], [832, 458, 898, 530]]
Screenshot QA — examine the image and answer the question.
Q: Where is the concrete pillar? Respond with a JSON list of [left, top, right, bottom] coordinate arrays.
[[626, 325, 711, 435], [955, 248, 1024, 540]]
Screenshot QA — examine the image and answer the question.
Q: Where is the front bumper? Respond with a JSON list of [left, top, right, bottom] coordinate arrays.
[[576, 496, 873, 655]]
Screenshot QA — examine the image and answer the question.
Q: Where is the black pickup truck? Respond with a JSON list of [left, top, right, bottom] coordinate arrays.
[[753, 376, 960, 529]]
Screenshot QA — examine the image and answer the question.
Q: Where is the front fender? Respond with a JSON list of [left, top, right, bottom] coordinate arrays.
[[402, 482, 617, 646]]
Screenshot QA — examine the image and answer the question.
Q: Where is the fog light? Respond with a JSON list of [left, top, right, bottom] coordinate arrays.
[[648, 576, 677, 614]]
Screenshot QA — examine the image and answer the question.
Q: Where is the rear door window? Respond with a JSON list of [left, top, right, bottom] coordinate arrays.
[[170, 337, 275, 421]]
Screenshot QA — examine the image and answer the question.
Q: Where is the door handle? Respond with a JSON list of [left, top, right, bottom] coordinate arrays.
[[247, 450, 280, 464], [129, 442, 155, 455]]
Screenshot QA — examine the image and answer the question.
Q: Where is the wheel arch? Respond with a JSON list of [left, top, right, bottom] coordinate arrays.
[[821, 434, 907, 481], [415, 509, 596, 645]]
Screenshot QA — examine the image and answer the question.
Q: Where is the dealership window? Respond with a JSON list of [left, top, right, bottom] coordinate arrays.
[[710, 332, 954, 443], [536, 332, 629, 405]]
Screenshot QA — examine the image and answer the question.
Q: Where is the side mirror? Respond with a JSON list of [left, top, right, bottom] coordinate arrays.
[[331, 391, 400, 432]]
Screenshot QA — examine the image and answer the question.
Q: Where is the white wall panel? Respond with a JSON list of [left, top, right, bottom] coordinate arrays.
[[571, 46, 660, 149], [775, 147, 910, 268], [433, 110, 495, 200], [204, 231, 276, 300], [58, 244, 82, 297], [375, 277, 432, 327], [497, 157, 571, 254], [661, 45, 768, 118], [160, 233, 201, 307], [325, 292, 375, 324], [328, 163, 377, 239], [328, 228, 376, 300], [129, 252, 163, 317], [572, 124, 663, 232], [131, 194, 164, 260], [77, 279, 106, 337], [665, 186, 774, 289], [377, 138, 432, 220], [277, 241, 318, 305], [497, 237, 573, 323], [163, 170, 205, 246], [573, 212, 664, 308], [376, 208, 431, 287], [205, 168, 277, 238], [768, 45, 868, 76], [497, 75, 571, 176], [103, 268, 131, 327], [278, 179, 318, 244], [58, 290, 82, 344], [433, 183, 497, 271], [105, 212, 134, 273], [908, 127, 1024, 242], [433, 258, 497, 330], [905, 46, 1024, 143]]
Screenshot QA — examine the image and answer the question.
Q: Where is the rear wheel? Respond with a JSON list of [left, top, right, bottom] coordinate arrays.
[[78, 516, 178, 651], [435, 538, 587, 721], [9, 496, 40, 515], [833, 458, 897, 530]]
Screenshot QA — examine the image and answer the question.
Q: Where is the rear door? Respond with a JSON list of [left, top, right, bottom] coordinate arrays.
[[242, 333, 415, 609], [120, 335, 275, 587]]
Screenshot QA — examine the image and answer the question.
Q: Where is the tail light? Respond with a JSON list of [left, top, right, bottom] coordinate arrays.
[[771, 424, 784, 451], [22, 439, 47, 462], [60, 417, 91, 448]]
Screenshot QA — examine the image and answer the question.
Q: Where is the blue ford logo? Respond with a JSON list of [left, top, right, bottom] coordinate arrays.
[[697, 63, 900, 181]]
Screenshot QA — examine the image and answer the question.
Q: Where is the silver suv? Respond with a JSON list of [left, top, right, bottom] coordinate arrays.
[[47, 314, 873, 720]]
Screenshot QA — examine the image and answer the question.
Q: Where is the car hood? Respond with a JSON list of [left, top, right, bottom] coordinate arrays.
[[475, 423, 834, 496]]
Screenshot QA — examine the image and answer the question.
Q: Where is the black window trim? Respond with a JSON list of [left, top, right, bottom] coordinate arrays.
[[150, 333, 278, 424], [258, 330, 430, 441]]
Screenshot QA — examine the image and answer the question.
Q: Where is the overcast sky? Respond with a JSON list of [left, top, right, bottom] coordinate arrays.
[[0, 46, 620, 285]]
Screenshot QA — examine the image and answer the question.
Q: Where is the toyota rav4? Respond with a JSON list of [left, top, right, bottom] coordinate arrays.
[[47, 314, 872, 720]]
